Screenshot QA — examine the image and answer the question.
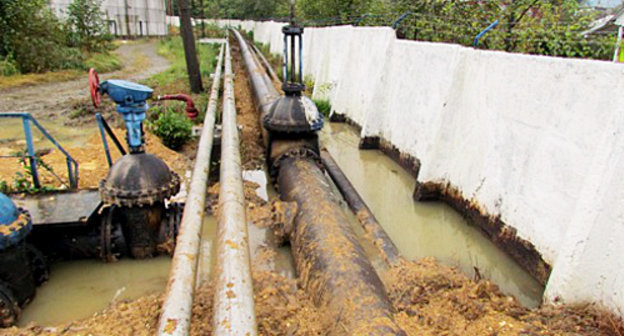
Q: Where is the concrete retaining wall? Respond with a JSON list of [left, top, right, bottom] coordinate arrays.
[[216, 19, 624, 315]]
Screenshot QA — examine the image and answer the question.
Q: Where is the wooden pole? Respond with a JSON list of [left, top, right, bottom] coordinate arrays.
[[178, 0, 203, 93]]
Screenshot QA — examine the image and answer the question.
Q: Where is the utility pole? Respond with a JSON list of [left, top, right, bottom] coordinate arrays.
[[124, 0, 131, 38], [178, 0, 203, 93], [200, 0, 205, 38]]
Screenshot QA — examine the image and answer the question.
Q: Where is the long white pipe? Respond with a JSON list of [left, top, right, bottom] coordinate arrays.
[[211, 40, 258, 335], [158, 43, 225, 336]]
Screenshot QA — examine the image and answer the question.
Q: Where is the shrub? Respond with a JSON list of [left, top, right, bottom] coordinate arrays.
[[151, 108, 193, 150], [0, 0, 82, 73], [313, 99, 331, 117], [0, 56, 19, 76]]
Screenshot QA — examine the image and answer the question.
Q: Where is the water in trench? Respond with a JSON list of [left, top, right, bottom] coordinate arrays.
[[0, 118, 95, 152], [321, 122, 544, 308], [17, 256, 170, 327]]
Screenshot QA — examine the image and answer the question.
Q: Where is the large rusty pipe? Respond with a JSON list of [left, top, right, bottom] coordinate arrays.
[[211, 41, 257, 335], [233, 30, 405, 335], [278, 158, 405, 335], [157, 43, 224, 336], [320, 149, 402, 266]]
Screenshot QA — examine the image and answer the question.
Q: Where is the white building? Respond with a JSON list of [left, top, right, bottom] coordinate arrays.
[[48, 0, 168, 37]]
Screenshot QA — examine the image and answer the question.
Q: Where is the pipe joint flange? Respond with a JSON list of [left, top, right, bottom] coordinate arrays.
[[270, 147, 324, 184], [99, 172, 181, 207]]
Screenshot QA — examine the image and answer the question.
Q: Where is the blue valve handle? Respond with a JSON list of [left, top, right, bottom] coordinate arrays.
[[98, 80, 153, 152]]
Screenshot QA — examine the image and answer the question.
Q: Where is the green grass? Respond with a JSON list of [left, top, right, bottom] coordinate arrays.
[[143, 36, 221, 124], [83, 51, 122, 73], [145, 37, 219, 92], [0, 50, 121, 89]]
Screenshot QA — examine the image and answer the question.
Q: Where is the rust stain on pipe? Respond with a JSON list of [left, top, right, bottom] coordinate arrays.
[[278, 158, 406, 336]]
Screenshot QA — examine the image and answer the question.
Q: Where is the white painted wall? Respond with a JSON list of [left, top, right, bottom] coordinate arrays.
[[49, 0, 167, 36], [222, 20, 624, 316]]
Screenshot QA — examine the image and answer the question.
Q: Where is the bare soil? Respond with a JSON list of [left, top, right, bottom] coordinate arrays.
[[0, 129, 186, 190], [231, 37, 266, 170]]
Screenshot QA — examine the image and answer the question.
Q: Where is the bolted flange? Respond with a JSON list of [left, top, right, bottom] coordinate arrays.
[[99, 153, 180, 207]]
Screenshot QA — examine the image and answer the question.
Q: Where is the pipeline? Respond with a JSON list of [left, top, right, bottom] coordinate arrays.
[[233, 29, 406, 335], [157, 43, 224, 336], [320, 149, 402, 266], [211, 40, 257, 335]]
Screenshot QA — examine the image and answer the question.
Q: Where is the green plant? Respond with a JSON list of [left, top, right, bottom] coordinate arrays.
[[0, 56, 19, 76], [6, 155, 55, 194], [151, 109, 193, 150], [313, 99, 331, 117], [65, 0, 112, 52]]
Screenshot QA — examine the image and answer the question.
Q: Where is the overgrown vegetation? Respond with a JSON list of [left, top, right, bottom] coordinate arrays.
[[149, 108, 194, 150], [0, 0, 115, 77], [198, 0, 617, 60]]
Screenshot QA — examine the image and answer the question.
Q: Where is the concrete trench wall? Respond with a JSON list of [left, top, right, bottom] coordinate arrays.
[[211, 19, 624, 316]]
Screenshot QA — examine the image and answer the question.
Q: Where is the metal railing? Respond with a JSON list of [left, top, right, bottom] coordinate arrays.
[[0, 113, 79, 190]]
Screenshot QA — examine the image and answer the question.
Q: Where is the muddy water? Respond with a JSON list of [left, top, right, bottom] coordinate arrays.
[[0, 118, 95, 155], [18, 257, 170, 327], [321, 122, 544, 307]]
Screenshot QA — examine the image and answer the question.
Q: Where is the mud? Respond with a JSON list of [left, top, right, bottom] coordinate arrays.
[[0, 129, 187, 190], [387, 258, 624, 336], [4, 256, 622, 336], [231, 38, 266, 170]]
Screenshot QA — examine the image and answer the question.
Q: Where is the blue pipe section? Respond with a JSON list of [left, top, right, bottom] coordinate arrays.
[[474, 19, 499, 47], [0, 193, 32, 250]]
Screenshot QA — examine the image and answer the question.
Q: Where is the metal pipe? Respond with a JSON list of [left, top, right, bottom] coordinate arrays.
[[96, 113, 113, 167], [278, 158, 406, 335], [233, 29, 405, 336], [157, 43, 225, 336], [22, 118, 40, 189], [250, 43, 279, 82], [320, 149, 402, 266], [99, 115, 127, 156], [211, 40, 257, 336]]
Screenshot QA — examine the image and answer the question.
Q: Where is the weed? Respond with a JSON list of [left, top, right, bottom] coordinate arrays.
[[313, 99, 332, 118], [149, 108, 193, 150]]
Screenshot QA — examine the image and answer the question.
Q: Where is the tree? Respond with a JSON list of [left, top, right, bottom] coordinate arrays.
[[65, 0, 110, 52], [0, 0, 82, 73]]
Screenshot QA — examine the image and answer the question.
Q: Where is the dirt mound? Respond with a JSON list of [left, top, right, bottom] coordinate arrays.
[[0, 129, 187, 191], [387, 258, 624, 336]]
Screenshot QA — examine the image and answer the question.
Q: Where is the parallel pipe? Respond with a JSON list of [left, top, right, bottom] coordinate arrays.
[[211, 41, 257, 336], [250, 43, 280, 83], [157, 43, 224, 336], [320, 149, 402, 266], [234, 30, 406, 335]]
